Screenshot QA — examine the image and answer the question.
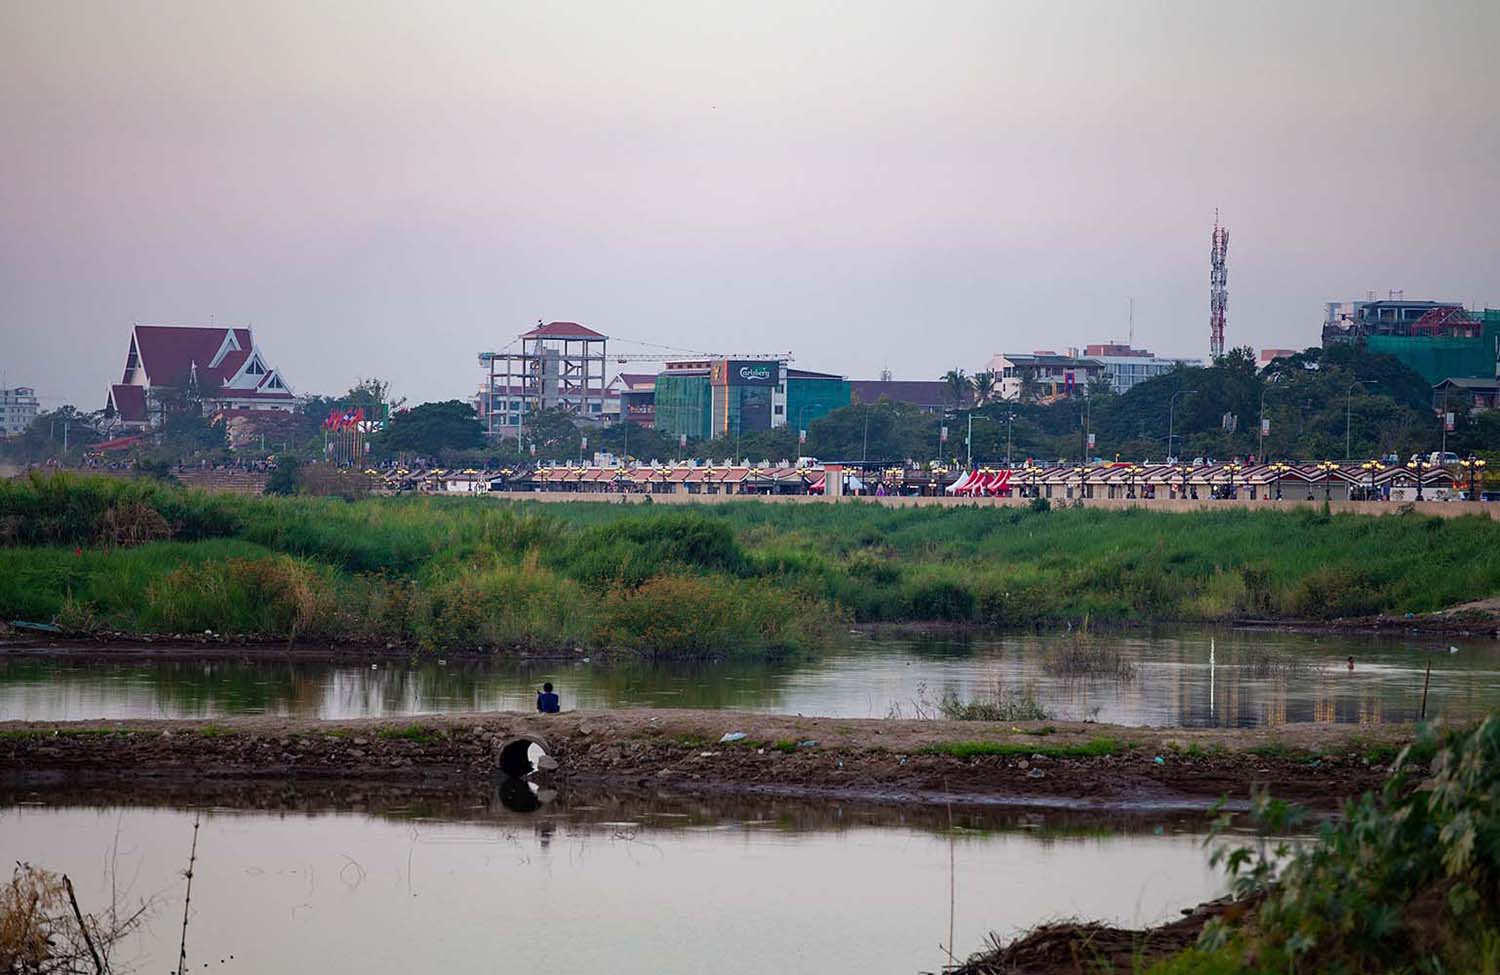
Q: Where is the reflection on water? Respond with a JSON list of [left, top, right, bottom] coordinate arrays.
[[2, 629, 1496, 727], [0, 787, 1227, 975]]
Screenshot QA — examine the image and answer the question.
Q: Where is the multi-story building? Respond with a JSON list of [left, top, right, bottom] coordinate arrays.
[[477, 321, 609, 438], [988, 351, 1107, 403], [0, 386, 40, 436], [653, 359, 850, 441], [1082, 344, 1203, 394], [849, 380, 951, 413], [105, 324, 296, 430], [607, 373, 657, 428]]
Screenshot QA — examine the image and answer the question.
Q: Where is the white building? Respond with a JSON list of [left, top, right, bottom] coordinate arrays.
[[0, 386, 40, 436], [1082, 344, 1204, 394]]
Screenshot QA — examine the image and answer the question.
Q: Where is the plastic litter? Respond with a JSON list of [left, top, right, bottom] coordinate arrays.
[[1153, 755, 1166, 765], [797, 740, 818, 749], [718, 732, 747, 743]]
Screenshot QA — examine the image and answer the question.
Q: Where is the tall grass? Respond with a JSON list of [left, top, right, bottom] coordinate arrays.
[[4, 473, 1500, 653]]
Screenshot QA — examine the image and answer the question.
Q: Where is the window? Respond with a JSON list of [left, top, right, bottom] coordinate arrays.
[[774, 405, 784, 415], [266, 376, 282, 389]]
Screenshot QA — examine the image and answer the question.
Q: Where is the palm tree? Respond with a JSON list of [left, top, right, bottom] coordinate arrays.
[[941, 369, 969, 410], [970, 370, 998, 406]]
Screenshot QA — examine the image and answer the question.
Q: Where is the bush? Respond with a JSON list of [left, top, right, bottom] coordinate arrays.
[[1186, 719, 1500, 974], [595, 575, 816, 657]]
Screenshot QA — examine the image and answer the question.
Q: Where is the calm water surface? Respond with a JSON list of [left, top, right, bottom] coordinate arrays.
[[0, 791, 1227, 975], [3, 628, 1496, 726]]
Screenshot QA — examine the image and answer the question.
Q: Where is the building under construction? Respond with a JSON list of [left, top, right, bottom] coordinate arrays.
[[477, 321, 609, 439], [1322, 298, 1499, 384]]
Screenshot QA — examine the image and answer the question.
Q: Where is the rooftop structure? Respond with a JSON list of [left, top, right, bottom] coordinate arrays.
[[104, 324, 296, 430], [478, 321, 608, 439]]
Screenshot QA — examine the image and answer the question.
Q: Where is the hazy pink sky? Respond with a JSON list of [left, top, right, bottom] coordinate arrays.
[[3, 0, 1497, 409]]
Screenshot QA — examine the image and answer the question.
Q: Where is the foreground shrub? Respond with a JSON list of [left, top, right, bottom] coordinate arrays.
[[142, 555, 341, 640], [1180, 718, 1500, 974], [596, 575, 817, 657], [412, 558, 592, 650]]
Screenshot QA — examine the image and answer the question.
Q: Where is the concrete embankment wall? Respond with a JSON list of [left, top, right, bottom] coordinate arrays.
[[481, 490, 1500, 521]]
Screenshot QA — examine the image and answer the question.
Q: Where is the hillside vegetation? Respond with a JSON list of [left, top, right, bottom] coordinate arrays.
[[2, 473, 1499, 654]]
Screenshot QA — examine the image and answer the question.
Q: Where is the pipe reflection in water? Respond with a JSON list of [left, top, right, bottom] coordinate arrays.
[[0, 787, 1232, 975]]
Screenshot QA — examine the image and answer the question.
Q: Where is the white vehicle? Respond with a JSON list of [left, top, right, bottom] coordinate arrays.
[[1409, 451, 1461, 468]]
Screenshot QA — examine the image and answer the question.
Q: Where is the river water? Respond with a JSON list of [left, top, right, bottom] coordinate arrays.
[[0, 789, 1229, 975], [3, 628, 1495, 726]]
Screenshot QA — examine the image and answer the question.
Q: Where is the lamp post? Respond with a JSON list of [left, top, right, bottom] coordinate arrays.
[[1316, 461, 1339, 502], [1406, 457, 1430, 501], [1072, 464, 1087, 500], [1258, 379, 1280, 461], [1224, 461, 1243, 499], [1359, 459, 1385, 501], [1460, 455, 1486, 501], [1269, 461, 1292, 501], [1125, 463, 1144, 499], [1345, 380, 1377, 461], [1167, 388, 1195, 463], [1177, 463, 1192, 500], [1005, 409, 1015, 468]]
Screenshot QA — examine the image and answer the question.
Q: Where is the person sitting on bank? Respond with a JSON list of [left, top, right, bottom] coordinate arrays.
[[536, 682, 560, 714]]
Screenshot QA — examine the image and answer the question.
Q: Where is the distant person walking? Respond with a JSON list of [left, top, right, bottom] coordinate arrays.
[[536, 682, 560, 714]]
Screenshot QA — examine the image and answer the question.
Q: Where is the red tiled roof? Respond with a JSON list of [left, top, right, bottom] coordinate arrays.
[[133, 325, 232, 386], [109, 384, 148, 421], [521, 321, 605, 340]]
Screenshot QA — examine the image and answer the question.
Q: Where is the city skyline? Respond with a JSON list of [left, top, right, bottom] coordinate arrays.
[[3, 0, 1497, 410]]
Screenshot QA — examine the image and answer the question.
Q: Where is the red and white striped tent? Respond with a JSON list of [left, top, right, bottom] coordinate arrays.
[[946, 469, 1014, 496]]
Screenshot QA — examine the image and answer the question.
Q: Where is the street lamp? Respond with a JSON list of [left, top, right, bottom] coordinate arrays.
[[1224, 461, 1244, 499], [1176, 463, 1192, 500], [1168, 389, 1195, 463], [1359, 459, 1385, 501], [1406, 457, 1430, 501], [1268, 461, 1293, 501], [1316, 461, 1340, 502], [1459, 455, 1487, 501], [1125, 463, 1144, 499], [1072, 464, 1088, 500]]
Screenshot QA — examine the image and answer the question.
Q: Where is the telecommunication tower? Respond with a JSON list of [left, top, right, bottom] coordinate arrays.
[[1209, 211, 1229, 360]]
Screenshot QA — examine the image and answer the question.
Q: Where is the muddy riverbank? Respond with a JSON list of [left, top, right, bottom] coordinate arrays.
[[0, 709, 1419, 810]]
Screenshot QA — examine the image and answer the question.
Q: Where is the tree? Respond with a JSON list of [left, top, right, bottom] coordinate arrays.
[[0, 406, 102, 463], [970, 370, 998, 406], [941, 369, 969, 410], [379, 400, 485, 456]]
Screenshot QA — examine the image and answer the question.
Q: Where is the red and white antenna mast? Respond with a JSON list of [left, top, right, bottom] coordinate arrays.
[[1210, 210, 1228, 360]]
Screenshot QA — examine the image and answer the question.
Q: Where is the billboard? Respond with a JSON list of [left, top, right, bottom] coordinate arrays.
[[711, 359, 778, 386]]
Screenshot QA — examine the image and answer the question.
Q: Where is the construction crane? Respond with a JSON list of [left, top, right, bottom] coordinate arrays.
[[607, 351, 795, 364]]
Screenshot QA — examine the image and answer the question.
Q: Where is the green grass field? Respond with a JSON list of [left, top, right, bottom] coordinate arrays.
[[3, 472, 1499, 654]]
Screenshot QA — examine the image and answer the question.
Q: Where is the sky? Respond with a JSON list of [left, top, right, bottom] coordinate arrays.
[[2, 0, 1497, 410]]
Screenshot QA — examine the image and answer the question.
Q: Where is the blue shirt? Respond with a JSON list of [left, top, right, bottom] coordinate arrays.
[[536, 691, 560, 714]]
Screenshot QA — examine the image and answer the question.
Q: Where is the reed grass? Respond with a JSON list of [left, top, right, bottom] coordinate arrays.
[[4, 473, 1500, 654]]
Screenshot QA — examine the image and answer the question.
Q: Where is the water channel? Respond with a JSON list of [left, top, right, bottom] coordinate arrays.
[[0, 788, 1231, 975], [3, 628, 1496, 726]]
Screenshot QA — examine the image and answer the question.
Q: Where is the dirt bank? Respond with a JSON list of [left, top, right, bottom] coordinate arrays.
[[0, 709, 1419, 811]]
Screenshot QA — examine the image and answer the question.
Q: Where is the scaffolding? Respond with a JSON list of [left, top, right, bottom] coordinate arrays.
[[478, 321, 608, 441]]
